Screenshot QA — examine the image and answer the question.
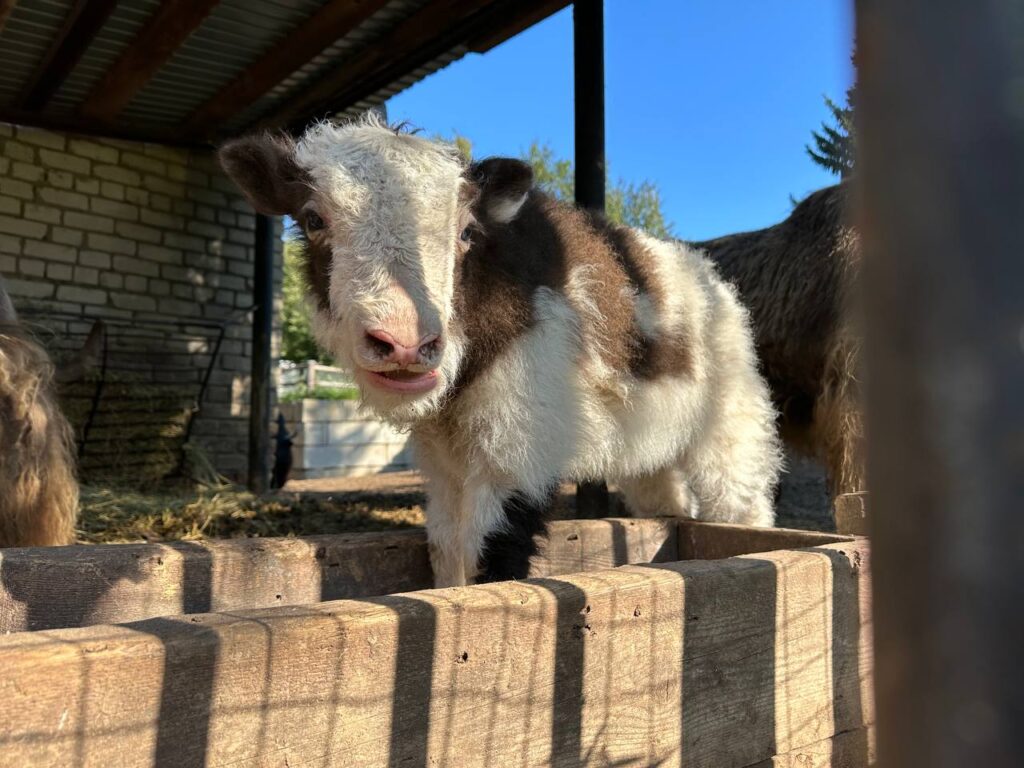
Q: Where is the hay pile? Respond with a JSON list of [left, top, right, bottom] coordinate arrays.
[[78, 482, 426, 544]]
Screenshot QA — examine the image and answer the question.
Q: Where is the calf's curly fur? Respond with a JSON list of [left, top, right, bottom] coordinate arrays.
[[219, 118, 782, 586], [0, 324, 79, 547]]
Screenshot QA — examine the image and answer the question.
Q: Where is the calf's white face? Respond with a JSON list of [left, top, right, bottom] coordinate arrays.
[[219, 119, 531, 421]]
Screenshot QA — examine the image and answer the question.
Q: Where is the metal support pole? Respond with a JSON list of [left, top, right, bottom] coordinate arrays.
[[857, 1, 1024, 765], [247, 213, 274, 492], [574, 0, 605, 211], [573, 0, 609, 518]]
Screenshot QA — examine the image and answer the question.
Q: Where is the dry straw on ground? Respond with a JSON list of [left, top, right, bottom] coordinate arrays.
[[77, 482, 426, 544]]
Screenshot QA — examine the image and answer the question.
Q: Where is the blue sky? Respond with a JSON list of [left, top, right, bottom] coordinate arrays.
[[387, 0, 854, 240]]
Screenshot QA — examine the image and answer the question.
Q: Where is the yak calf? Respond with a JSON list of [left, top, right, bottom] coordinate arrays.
[[220, 118, 782, 586]]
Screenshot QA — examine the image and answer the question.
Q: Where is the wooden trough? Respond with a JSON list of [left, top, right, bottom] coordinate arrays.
[[0, 519, 873, 767]]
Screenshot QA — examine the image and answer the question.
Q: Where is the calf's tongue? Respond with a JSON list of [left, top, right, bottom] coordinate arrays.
[[382, 369, 430, 382]]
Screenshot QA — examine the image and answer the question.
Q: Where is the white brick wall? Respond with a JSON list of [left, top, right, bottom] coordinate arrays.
[[278, 400, 412, 480], [0, 123, 284, 480]]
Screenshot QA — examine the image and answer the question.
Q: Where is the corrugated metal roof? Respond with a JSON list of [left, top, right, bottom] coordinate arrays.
[[0, 0, 568, 144], [0, 0, 67, 103], [49, 1, 161, 115], [122, 0, 329, 125], [223, 0, 432, 132]]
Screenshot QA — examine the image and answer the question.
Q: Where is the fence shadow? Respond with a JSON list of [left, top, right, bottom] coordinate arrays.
[[0, 546, 148, 631], [821, 547, 871, 765], [133, 616, 221, 768], [383, 595, 438, 767]]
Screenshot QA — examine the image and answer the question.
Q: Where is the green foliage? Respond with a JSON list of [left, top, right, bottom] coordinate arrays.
[[523, 142, 674, 238], [807, 50, 858, 178], [280, 385, 360, 403], [281, 239, 331, 363], [807, 94, 855, 177], [524, 143, 575, 200], [454, 135, 473, 163]]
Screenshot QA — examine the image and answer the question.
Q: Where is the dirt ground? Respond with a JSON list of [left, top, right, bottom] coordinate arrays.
[[79, 448, 832, 544], [282, 446, 835, 532]]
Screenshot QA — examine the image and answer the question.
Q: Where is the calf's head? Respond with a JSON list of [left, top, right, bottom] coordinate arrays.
[[219, 119, 532, 420]]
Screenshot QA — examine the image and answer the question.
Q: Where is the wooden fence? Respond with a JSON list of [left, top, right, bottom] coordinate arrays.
[[0, 519, 872, 767]]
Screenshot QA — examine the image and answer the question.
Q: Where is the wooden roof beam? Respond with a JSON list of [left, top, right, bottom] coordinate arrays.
[[468, 0, 570, 53], [263, 0, 499, 131], [183, 0, 391, 139], [18, 0, 119, 111], [272, 0, 571, 133], [78, 0, 221, 122], [0, 0, 19, 37]]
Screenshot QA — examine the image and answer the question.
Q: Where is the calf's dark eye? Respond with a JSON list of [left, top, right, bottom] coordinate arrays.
[[307, 212, 325, 232], [460, 226, 473, 243]]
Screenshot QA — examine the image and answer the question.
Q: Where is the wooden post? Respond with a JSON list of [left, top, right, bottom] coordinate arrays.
[[306, 359, 317, 391], [247, 213, 274, 491], [857, 1, 1024, 765], [573, 0, 609, 518]]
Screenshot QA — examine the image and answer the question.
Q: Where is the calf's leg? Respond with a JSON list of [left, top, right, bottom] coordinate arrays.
[[617, 466, 698, 519], [475, 489, 554, 583]]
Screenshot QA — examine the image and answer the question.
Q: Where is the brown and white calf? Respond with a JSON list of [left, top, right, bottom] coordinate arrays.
[[220, 118, 781, 586]]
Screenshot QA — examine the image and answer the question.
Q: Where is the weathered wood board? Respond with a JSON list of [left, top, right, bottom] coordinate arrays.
[[833, 493, 869, 536], [0, 518, 683, 633], [748, 727, 876, 767], [0, 540, 872, 768], [679, 519, 853, 560]]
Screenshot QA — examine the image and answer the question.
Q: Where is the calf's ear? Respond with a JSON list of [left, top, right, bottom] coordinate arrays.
[[470, 158, 533, 224], [218, 133, 307, 216]]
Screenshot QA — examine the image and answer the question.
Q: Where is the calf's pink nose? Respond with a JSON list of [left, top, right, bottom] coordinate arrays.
[[365, 328, 439, 366]]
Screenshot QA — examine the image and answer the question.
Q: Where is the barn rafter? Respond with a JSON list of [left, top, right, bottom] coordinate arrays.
[[0, 0, 573, 146]]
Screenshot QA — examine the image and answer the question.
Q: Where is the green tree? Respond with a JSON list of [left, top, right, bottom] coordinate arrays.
[[807, 49, 858, 177], [807, 93, 855, 177], [524, 142, 674, 238], [281, 239, 329, 363]]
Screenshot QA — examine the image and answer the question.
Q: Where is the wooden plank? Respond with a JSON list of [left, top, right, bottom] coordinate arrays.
[[0, 541, 872, 768], [264, 0, 496, 129], [678, 519, 854, 560], [182, 0, 391, 138], [0, 530, 430, 634], [833, 493, 868, 536], [468, 0, 570, 53], [0, 107, 200, 147], [18, 0, 119, 111], [748, 727, 876, 768], [0, 519, 677, 633], [78, 0, 220, 122], [531, 517, 677, 577]]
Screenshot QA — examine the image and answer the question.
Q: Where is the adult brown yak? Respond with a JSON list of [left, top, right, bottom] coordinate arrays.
[[693, 183, 865, 520]]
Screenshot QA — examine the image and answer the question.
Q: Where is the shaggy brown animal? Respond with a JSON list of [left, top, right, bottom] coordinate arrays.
[[0, 277, 79, 548], [692, 183, 865, 504]]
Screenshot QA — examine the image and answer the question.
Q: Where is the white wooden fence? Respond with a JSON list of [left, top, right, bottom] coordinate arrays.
[[276, 398, 411, 479], [279, 359, 352, 394]]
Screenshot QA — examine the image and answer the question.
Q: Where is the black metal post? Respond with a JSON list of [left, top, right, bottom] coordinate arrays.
[[247, 213, 274, 492], [858, 1, 1024, 765], [574, 0, 605, 211], [573, 0, 609, 518]]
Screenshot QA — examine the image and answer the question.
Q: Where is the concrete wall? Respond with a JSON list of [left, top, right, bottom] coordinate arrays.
[[278, 400, 412, 480], [0, 122, 282, 480]]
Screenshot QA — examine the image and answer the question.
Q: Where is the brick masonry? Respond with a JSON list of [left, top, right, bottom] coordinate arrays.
[[0, 123, 283, 480], [278, 400, 412, 480]]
